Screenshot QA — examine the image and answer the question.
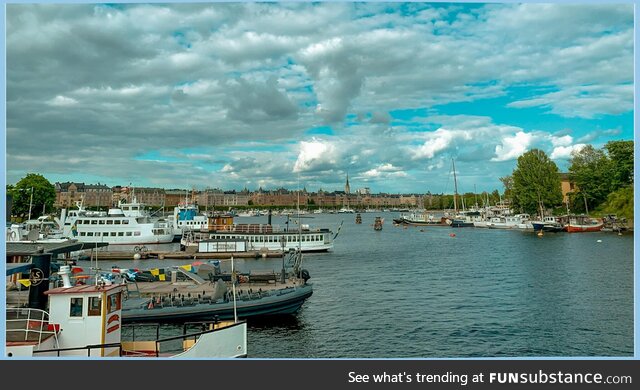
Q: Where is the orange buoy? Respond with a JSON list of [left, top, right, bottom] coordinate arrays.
[[449, 233, 456, 237]]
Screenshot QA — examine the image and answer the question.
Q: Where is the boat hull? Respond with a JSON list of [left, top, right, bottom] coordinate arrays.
[[122, 284, 313, 323], [565, 223, 604, 233]]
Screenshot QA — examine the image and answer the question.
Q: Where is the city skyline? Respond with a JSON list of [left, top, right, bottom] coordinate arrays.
[[5, 3, 633, 194]]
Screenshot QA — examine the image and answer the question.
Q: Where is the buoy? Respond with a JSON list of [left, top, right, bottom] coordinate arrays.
[[449, 233, 455, 237], [596, 239, 602, 243], [618, 232, 623, 236], [420, 229, 424, 232], [537, 231, 544, 237], [133, 253, 141, 260]]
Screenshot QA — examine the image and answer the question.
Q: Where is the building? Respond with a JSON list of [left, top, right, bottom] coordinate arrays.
[[560, 173, 576, 204], [55, 182, 112, 208]]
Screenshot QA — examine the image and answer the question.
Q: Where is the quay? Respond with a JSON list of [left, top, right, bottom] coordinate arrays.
[[88, 249, 284, 261]]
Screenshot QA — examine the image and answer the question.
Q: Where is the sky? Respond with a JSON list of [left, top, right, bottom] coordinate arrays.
[[4, 2, 634, 195]]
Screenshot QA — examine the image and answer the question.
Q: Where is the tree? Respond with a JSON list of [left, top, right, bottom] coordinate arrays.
[[9, 174, 56, 219], [499, 176, 514, 202], [511, 149, 563, 215], [568, 145, 613, 213], [604, 140, 633, 189]]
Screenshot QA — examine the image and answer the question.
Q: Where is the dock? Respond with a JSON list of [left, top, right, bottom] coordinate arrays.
[[87, 249, 284, 261]]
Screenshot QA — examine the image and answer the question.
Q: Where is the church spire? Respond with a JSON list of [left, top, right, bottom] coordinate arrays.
[[345, 172, 350, 194]]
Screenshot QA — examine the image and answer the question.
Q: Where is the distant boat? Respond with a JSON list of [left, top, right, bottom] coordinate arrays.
[[393, 211, 450, 226], [338, 207, 355, 213], [531, 216, 564, 233], [355, 213, 362, 224], [564, 215, 604, 233], [374, 217, 384, 231]]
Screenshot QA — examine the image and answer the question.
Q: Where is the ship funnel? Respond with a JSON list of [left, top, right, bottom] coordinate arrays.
[[59, 265, 73, 288]]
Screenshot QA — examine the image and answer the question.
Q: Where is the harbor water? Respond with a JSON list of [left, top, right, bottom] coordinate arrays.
[[80, 212, 634, 358]]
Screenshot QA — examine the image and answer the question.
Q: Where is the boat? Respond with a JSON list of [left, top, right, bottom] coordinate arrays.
[[393, 211, 450, 226], [355, 213, 362, 224], [6, 216, 65, 242], [171, 197, 209, 240], [601, 214, 629, 233], [564, 215, 604, 233], [56, 197, 174, 245], [531, 216, 564, 233], [181, 213, 335, 252], [6, 266, 247, 358], [487, 214, 531, 229], [373, 217, 384, 231], [124, 224, 313, 323], [338, 207, 355, 213]]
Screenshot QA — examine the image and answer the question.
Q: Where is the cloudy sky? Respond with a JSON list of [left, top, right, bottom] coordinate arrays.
[[5, 2, 634, 195]]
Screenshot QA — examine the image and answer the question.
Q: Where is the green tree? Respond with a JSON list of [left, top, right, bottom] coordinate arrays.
[[9, 173, 56, 219], [604, 140, 633, 189], [511, 149, 563, 215], [499, 175, 514, 203], [568, 145, 613, 213]]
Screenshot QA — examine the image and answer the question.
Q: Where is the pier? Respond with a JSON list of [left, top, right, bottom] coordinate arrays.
[[88, 249, 284, 261]]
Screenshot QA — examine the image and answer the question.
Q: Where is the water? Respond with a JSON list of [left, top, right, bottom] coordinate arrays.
[[80, 212, 634, 358]]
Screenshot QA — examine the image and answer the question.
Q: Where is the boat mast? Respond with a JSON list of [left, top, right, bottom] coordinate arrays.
[[452, 159, 458, 214]]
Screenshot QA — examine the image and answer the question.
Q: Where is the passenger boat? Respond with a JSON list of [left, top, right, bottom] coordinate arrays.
[[564, 215, 604, 233], [355, 213, 362, 224], [181, 213, 335, 252], [56, 197, 174, 245], [6, 266, 247, 358], [487, 214, 531, 229]]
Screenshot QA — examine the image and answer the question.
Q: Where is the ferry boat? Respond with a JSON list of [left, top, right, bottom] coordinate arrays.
[[56, 197, 174, 245], [564, 215, 604, 233], [181, 213, 335, 252]]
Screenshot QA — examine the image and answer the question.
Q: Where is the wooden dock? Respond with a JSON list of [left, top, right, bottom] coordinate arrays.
[[88, 250, 284, 261]]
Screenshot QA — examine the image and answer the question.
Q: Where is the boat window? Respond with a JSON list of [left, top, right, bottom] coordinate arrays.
[[134, 231, 141, 236], [106, 220, 113, 225], [91, 220, 98, 225], [87, 232, 94, 237], [103, 232, 109, 236], [126, 232, 132, 236], [99, 220, 105, 225], [88, 297, 102, 316], [70, 297, 83, 317], [114, 220, 121, 225], [107, 293, 121, 313], [80, 232, 86, 236], [122, 206, 129, 211], [110, 232, 117, 236], [118, 232, 124, 236], [122, 220, 129, 224]]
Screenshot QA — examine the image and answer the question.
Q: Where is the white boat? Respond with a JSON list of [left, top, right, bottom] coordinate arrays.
[[56, 197, 174, 245], [6, 216, 65, 242], [338, 207, 355, 213], [313, 208, 323, 214], [171, 200, 209, 239], [181, 213, 336, 252], [6, 266, 247, 358], [487, 214, 531, 229]]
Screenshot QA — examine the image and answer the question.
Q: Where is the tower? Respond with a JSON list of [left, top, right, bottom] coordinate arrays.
[[345, 173, 350, 194]]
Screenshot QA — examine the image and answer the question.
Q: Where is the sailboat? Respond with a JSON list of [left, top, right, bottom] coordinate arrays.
[[448, 159, 480, 227]]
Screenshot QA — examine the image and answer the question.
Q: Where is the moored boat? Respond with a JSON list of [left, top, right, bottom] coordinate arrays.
[[564, 215, 604, 233]]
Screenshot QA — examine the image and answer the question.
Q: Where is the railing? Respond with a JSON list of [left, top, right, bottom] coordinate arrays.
[[32, 343, 123, 357], [6, 308, 60, 349]]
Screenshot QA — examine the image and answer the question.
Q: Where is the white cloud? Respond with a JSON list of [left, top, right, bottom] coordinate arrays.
[[492, 131, 533, 161], [550, 144, 587, 160], [47, 95, 78, 106], [293, 138, 340, 173]]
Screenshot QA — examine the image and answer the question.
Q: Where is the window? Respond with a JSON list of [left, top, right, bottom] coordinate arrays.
[[107, 293, 121, 313], [106, 220, 113, 225], [114, 220, 121, 225], [91, 220, 98, 225], [70, 298, 83, 317], [126, 232, 132, 236], [80, 232, 86, 236], [88, 297, 102, 316], [87, 232, 94, 237], [134, 231, 141, 236], [99, 220, 105, 225], [122, 220, 129, 224], [118, 232, 124, 236], [110, 232, 117, 236], [103, 232, 109, 237]]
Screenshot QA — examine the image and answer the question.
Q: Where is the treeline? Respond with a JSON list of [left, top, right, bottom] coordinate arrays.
[[503, 140, 633, 219]]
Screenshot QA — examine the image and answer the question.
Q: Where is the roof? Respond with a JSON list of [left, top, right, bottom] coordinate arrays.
[[6, 262, 33, 276], [46, 283, 124, 295], [5, 240, 109, 257]]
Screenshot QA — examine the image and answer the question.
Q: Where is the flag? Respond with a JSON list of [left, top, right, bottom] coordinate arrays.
[[18, 279, 31, 288]]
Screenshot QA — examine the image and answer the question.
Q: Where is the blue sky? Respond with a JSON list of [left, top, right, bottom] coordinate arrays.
[[5, 2, 634, 194]]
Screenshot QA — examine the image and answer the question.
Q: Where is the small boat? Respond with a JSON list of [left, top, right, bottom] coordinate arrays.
[[393, 211, 450, 226], [6, 266, 247, 358], [564, 215, 604, 233], [373, 217, 384, 231], [355, 213, 362, 224], [531, 216, 564, 233]]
